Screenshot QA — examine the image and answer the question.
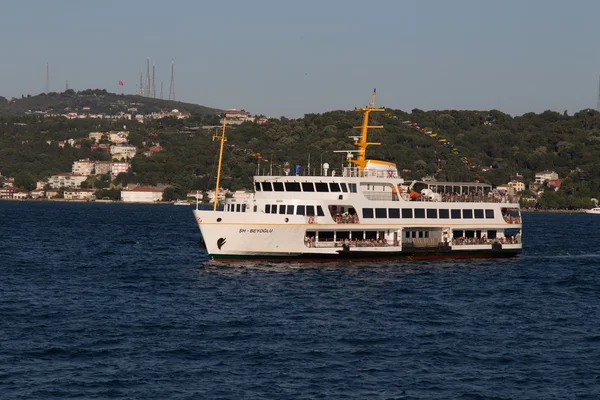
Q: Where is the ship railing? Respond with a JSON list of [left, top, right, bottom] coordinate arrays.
[[362, 192, 397, 201], [451, 236, 521, 245], [307, 239, 393, 248], [343, 167, 398, 178], [413, 194, 520, 203], [502, 215, 522, 224], [332, 213, 360, 224]]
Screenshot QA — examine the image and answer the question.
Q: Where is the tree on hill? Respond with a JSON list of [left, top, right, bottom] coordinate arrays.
[[14, 171, 37, 191]]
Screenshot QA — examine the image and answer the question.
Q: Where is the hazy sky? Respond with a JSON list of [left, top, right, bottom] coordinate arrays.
[[1, 0, 599, 117]]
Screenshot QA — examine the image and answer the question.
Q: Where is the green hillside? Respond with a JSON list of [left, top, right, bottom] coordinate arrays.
[[0, 89, 219, 116], [1, 103, 599, 209]]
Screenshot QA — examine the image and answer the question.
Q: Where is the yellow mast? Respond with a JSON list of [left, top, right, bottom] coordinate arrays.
[[350, 88, 385, 174], [213, 117, 227, 211]]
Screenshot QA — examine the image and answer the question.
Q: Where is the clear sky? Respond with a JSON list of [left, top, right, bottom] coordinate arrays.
[[1, 0, 600, 117]]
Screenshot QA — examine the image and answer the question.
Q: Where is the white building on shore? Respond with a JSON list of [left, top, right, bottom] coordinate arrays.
[[121, 186, 163, 203]]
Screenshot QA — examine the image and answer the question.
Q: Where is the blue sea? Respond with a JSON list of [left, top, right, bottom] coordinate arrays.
[[1, 201, 599, 399]]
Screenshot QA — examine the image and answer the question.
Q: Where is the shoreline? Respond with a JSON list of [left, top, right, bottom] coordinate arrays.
[[0, 198, 592, 212]]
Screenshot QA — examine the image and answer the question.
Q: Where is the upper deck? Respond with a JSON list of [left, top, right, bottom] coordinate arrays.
[[252, 169, 518, 204]]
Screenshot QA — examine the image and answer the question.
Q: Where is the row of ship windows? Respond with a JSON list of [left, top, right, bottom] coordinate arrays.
[[255, 181, 358, 193], [362, 208, 495, 219], [265, 204, 326, 216]]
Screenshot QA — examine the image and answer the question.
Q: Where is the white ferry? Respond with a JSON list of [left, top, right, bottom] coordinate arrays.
[[193, 92, 522, 262]]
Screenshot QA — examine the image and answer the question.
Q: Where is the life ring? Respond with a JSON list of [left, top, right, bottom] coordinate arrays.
[[387, 169, 393, 178], [308, 216, 315, 224]]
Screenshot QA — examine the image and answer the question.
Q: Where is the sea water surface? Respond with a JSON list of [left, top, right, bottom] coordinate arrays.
[[1, 201, 599, 399]]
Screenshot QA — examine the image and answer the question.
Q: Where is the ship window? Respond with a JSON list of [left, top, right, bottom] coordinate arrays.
[[285, 182, 301, 192], [365, 231, 377, 240], [350, 231, 363, 239], [279, 204, 286, 214], [286, 205, 294, 215], [487, 230, 497, 239], [414, 208, 425, 218], [424, 231, 429, 238], [302, 182, 315, 192], [317, 206, 325, 216], [439, 209, 449, 219], [375, 208, 387, 218], [362, 208, 374, 218], [242, 204, 246, 212], [236, 204, 241, 212], [337, 231, 350, 239], [255, 182, 261, 191], [306, 205, 315, 216], [271, 205, 277, 214], [451, 209, 461, 219], [474, 209, 484, 219], [329, 183, 341, 192], [296, 205, 305, 215], [253, 205, 257, 212], [262, 182, 272, 191], [319, 231, 334, 241], [462, 209, 473, 219], [426, 209, 437, 219], [315, 182, 329, 192], [388, 208, 400, 218], [485, 209, 494, 219], [412, 231, 417, 238], [454, 230, 464, 237], [340, 183, 348, 192], [465, 230, 475, 238], [265, 204, 271, 213], [348, 183, 357, 193], [405, 231, 410, 238], [273, 182, 284, 191], [418, 232, 423, 238], [402, 208, 413, 218]]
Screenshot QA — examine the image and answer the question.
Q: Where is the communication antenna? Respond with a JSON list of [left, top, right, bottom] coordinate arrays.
[[152, 65, 156, 98], [168, 60, 175, 101], [139, 71, 144, 95], [65, 80, 68, 91], [145, 58, 151, 97], [160, 81, 163, 99], [597, 74, 600, 112], [45, 62, 49, 93]]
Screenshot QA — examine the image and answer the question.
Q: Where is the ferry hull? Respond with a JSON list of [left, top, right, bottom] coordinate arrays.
[[208, 249, 521, 263]]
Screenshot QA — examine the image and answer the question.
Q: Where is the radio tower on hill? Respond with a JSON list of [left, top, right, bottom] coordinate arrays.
[[597, 74, 600, 112], [145, 58, 151, 97], [45, 62, 49, 93], [168, 60, 175, 101], [139, 71, 143, 95], [152, 65, 156, 98]]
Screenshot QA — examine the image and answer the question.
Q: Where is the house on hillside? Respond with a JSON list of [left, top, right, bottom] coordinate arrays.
[[72, 159, 94, 176], [535, 170, 559, 183], [49, 173, 87, 189], [64, 189, 96, 200]]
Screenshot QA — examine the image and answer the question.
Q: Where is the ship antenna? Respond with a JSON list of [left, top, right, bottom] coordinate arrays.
[[350, 88, 385, 174], [213, 117, 227, 211]]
